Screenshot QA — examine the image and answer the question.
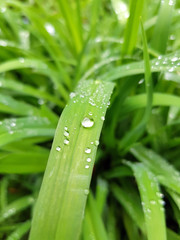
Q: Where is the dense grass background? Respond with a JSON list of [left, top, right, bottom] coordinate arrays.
[[0, 0, 180, 239]]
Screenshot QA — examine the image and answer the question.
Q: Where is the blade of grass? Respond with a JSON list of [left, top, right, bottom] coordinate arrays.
[[129, 163, 167, 240], [122, 0, 144, 55], [151, 0, 175, 54], [29, 80, 114, 240], [130, 144, 180, 194], [0, 151, 48, 174], [119, 20, 153, 151], [7, 220, 31, 240], [0, 196, 34, 224]]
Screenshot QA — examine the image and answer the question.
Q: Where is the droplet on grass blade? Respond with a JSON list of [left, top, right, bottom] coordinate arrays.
[[81, 117, 94, 128], [86, 158, 91, 163], [85, 148, 91, 154], [56, 146, 61, 152], [64, 139, 69, 145]]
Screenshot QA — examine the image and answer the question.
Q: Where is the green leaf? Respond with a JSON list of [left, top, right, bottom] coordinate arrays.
[[130, 163, 167, 240], [130, 144, 180, 194], [29, 80, 114, 240], [0, 196, 34, 223]]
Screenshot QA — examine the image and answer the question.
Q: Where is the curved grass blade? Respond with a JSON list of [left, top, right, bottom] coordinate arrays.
[[29, 80, 114, 240], [119, 21, 153, 150], [130, 144, 180, 194], [101, 50, 180, 82], [0, 77, 63, 107], [0, 196, 34, 224], [0, 151, 48, 174], [0, 94, 40, 116], [151, 0, 175, 54], [7, 220, 31, 240], [122, 93, 180, 115], [0, 117, 55, 147], [129, 163, 167, 240], [122, 0, 144, 55]]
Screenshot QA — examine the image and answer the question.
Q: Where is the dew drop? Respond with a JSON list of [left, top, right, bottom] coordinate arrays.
[[84, 189, 89, 195], [85, 148, 91, 154], [64, 131, 69, 137], [56, 146, 61, 152], [91, 142, 94, 145], [171, 57, 178, 62], [95, 140, 99, 146], [101, 116, 105, 121], [87, 158, 91, 163], [64, 127, 68, 131], [45, 23, 55, 36], [81, 117, 94, 128], [19, 57, 25, 63], [10, 122, 16, 127], [64, 139, 69, 145], [85, 165, 89, 169], [70, 92, 76, 99], [150, 200, 156, 205]]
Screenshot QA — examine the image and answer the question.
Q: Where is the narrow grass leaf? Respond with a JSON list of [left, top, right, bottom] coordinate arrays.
[[101, 50, 180, 82], [29, 80, 114, 240], [151, 0, 175, 53], [111, 183, 145, 232], [130, 144, 180, 194], [122, 0, 144, 55], [119, 21, 153, 150], [0, 151, 48, 174], [0, 196, 34, 224], [130, 163, 167, 240], [7, 220, 31, 240], [87, 192, 108, 240]]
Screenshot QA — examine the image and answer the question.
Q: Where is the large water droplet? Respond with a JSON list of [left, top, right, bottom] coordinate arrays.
[[56, 146, 61, 152], [85, 148, 91, 154], [81, 117, 94, 128]]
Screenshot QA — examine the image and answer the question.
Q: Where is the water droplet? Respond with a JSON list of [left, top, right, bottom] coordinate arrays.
[[89, 112, 92, 116], [0, 7, 6, 13], [38, 99, 44, 105], [171, 57, 178, 62], [101, 116, 105, 121], [87, 158, 91, 162], [45, 23, 55, 36], [64, 131, 69, 137], [84, 189, 89, 195], [85, 165, 89, 169], [0, 40, 7, 47], [81, 117, 94, 128], [138, 79, 144, 84], [70, 92, 76, 99], [9, 131, 14, 135], [85, 148, 91, 154], [95, 140, 99, 146], [158, 199, 165, 206], [64, 139, 69, 145], [150, 200, 156, 205], [91, 142, 94, 145], [19, 57, 25, 63], [56, 146, 61, 152], [10, 122, 16, 127], [64, 127, 68, 131], [0, 121, 2, 125], [169, 67, 174, 72]]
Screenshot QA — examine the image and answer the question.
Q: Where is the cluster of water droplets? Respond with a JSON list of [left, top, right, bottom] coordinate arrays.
[[151, 53, 180, 73]]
